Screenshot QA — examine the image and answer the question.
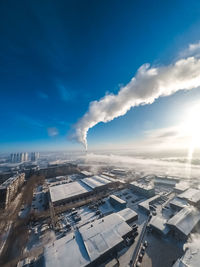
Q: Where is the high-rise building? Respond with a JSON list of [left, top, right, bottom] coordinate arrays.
[[10, 152, 29, 163], [31, 152, 39, 161]]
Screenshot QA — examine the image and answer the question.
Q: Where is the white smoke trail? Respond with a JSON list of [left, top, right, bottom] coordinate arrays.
[[74, 42, 200, 149]]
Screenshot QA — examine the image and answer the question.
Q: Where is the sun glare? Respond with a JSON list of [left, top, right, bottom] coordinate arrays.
[[181, 103, 200, 149]]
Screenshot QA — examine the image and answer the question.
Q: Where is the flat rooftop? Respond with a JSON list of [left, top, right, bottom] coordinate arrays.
[[0, 173, 24, 189], [138, 195, 161, 211], [117, 208, 137, 223], [178, 188, 200, 204], [167, 207, 200, 236], [44, 212, 133, 267], [81, 175, 112, 190], [49, 181, 91, 203], [173, 241, 200, 267], [79, 213, 132, 262], [44, 232, 90, 267], [149, 215, 169, 235], [170, 197, 189, 209], [130, 181, 154, 191], [110, 194, 126, 205], [175, 182, 190, 192]]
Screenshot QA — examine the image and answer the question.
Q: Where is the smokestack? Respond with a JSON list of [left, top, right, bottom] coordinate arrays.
[[74, 42, 200, 149]]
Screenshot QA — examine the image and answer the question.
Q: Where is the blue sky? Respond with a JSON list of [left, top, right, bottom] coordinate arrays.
[[1, 0, 200, 152]]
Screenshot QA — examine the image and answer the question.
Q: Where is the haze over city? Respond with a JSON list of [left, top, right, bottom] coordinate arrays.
[[1, 1, 200, 267]]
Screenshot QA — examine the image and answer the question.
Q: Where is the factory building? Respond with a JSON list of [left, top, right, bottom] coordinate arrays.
[[0, 173, 25, 209], [178, 188, 200, 208], [117, 208, 138, 224], [44, 212, 134, 267], [154, 176, 179, 187], [149, 215, 170, 236], [49, 181, 92, 206], [111, 169, 127, 176], [138, 194, 161, 214], [130, 181, 155, 197], [169, 197, 189, 211], [173, 240, 200, 267], [109, 194, 126, 210], [174, 182, 190, 194], [49, 175, 116, 207], [167, 207, 200, 241], [81, 175, 115, 193]]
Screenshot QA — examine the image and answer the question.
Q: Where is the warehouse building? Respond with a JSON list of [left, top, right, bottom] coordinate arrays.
[[49, 175, 116, 207], [130, 181, 155, 197], [81, 175, 115, 192], [169, 197, 189, 211], [173, 239, 200, 267], [138, 194, 161, 214], [109, 194, 126, 209], [174, 182, 190, 194], [44, 212, 134, 267], [149, 215, 169, 236], [0, 173, 25, 209], [167, 207, 200, 241], [178, 188, 200, 208], [117, 208, 138, 224], [154, 176, 179, 187], [49, 181, 92, 206]]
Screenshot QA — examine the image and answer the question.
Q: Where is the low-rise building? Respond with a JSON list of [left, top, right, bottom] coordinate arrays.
[[173, 239, 200, 267], [0, 173, 25, 209], [44, 212, 134, 267], [49, 181, 92, 206], [149, 215, 170, 236], [109, 194, 126, 209], [154, 176, 179, 187], [178, 188, 200, 208], [117, 208, 138, 224], [167, 207, 200, 241], [130, 181, 155, 197], [138, 194, 161, 214], [169, 197, 189, 211]]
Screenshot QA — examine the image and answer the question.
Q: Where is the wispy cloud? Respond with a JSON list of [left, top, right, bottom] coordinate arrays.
[[48, 127, 59, 137], [37, 91, 49, 99]]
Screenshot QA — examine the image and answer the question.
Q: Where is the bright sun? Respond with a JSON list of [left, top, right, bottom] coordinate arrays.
[[181, 103, 200, 158]]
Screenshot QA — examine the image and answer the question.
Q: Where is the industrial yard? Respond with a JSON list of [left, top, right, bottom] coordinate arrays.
[[0, 160, 200, 267]]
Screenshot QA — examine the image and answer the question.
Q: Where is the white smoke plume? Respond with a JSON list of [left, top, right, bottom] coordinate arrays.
[[74, 42, 200, 149]]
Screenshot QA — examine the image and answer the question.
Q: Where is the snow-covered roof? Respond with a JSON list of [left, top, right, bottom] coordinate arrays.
[[79, 213, 132, 262], [81, 175, 112, 190], [173, 244, 200, 267], [0, 173, 24, 189], [44, 212, 132, 267], [110, 194, 126, 205], [44, 232, 90, 267], [167, 207, 200, 236], [149, 215, 169, 235], [49, 181, 91, 203], [117, 208, 137, 223], [130, 181, 154, 190], [178, 188, 200, 204], [170, 197, 189, 209], [80, 171, 93, 177], [175, 182, 190, 193], [138, 195, 161, 212]]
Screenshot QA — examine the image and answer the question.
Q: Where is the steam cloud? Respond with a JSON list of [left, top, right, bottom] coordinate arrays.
[[74, 42, 200, 149]]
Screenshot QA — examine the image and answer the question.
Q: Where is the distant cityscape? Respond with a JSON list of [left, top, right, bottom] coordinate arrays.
[[10, 152, 40, 163]]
